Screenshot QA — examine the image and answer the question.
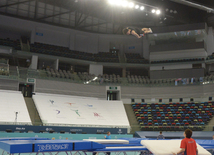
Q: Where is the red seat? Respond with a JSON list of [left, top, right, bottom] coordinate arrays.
[[199, 119, 202, 122], [177, 117, 181, 119], [137, 103, 141, 105], [148, 123, 152, 126], [190, 106, 194, 108], [143, 105, 146, 107], [143, 112, 147, 114], [169, 103, 172, 104], [136, 105, 140, 107], [185, 117, 189, 119], [203, 106, 207, 108], [208, 113, 212, 116], [188, 111, 191, 114], [176, 111, 180, 114], [197, 111, 201, 113], [206, 111, 210, 113], [169, 117, 173, 119], [136, 114, 140, 117], [167, 109, 170, 111], [182, 109, 186, 111], [185, 123, 189, 125], [158, 114, 161, 117], [134, 109, 138, 111], [172, 123, 176, 126], [156, 112, 160, 114], [165, 114, 169, 117], [160, 107, 163, 109], [141, 117, 145, 119], [153, 120, 158, 122]]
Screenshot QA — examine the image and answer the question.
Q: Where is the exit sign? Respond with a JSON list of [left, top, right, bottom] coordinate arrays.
[[27, 78, 35, 83], [109, 86, 117, 90]]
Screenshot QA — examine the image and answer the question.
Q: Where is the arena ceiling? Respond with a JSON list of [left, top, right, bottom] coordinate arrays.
[[0, 0, 214, 34]]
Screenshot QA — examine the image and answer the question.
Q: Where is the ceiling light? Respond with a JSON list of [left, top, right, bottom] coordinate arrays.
[[174, 10, 177, 14], [122, 0, 128, 7], [156, 10, 161, 14], [135, 5, 139, 9], [151, 9, 156, 13], [115, 0, 122, 6], [129, 2, 134, 8], [140, 6, 145, 10], [108, 0, 115, 4]]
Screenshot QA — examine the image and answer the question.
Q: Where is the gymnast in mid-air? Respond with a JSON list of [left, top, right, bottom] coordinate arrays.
[[122, 27, 153, 38]]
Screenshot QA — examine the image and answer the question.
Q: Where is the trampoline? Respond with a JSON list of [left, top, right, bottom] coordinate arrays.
[[0, 138, 212, 155]]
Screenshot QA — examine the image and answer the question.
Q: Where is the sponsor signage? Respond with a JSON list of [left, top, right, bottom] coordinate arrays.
[[0, 125, 128, 134], [36, 32, 43, 36]]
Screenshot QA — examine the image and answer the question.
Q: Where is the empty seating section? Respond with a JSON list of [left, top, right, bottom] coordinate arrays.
[[45, 68, 75, 80], [125, 53, 149, 64], [207, 53, 214, 60], [94, 52, 119, 62], [127, 75, 151, 84], [32, 93, 130, 128], [0, 38, 21, 50], [78, 72, 121, 83], [132, 101, 214, 131], [151, 58, 205, 64], [0, 90, 32, 125], [30, 42, 119, 62], [0, 59, 9, 76]]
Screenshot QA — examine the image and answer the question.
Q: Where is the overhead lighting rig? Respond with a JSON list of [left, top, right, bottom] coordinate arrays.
[[107, 0, 161, 15]]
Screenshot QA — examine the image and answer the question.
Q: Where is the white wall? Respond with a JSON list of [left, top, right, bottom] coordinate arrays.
[[89, 64, 103, 76], [35, 27, 70, 47], [150, 64, 192, 71], [150, 49, 207, 61], [30, 55, 38, 70], [206, 27, 214, 55]]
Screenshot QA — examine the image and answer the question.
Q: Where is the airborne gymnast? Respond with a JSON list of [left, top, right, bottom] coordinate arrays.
[[122, 27, 153, 38]]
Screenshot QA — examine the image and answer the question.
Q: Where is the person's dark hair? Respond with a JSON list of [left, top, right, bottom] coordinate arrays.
[[122, 28, 129, 35], [107, 131, 110, 134], [185, 129, 192, 138], [160, 131, 162, 134]]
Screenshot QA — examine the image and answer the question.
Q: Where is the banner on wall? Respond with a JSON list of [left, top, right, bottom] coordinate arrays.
[[0, 125, 128, 134]]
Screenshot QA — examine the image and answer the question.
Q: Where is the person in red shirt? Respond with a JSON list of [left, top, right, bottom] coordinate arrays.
[[173, 129, 198, 155]]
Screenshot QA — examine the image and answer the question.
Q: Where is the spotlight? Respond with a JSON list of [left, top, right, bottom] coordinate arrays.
[[156, 10, 161, 14], [174, 10, 177, 14], [170, 10, 173, 13], [140, 6, 145, 10], [122, 0, 128, 7], [135, 5, 139, 9], [164, 17, 167, 20], [129, 2, 134, 8], [151, 9, 156, 13], [165, 8, 169, 11]]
